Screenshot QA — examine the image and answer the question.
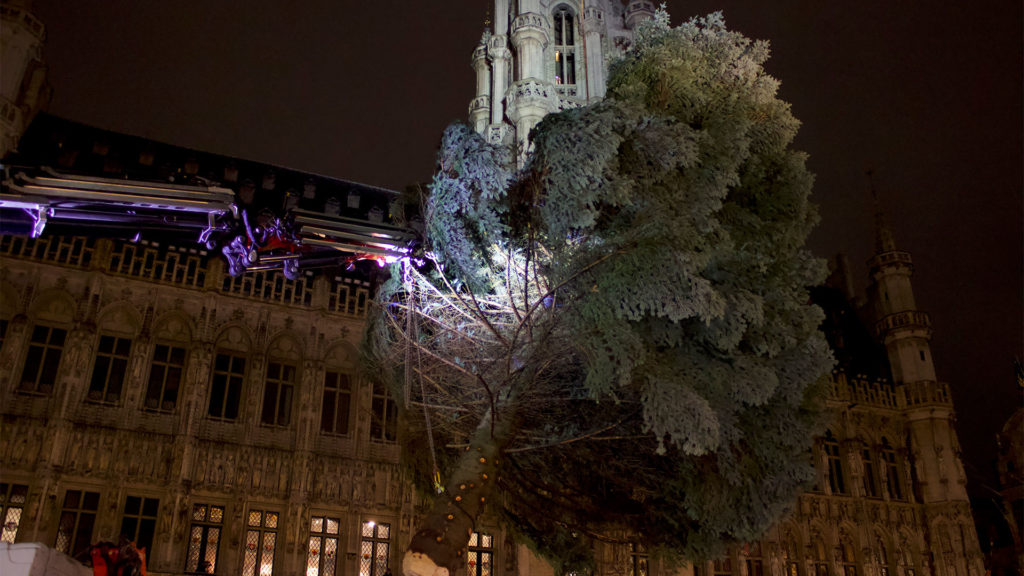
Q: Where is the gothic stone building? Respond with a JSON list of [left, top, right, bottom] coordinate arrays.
[[0, 1, 984, 576]]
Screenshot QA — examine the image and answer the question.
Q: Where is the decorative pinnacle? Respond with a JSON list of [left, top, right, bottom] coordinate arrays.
[[867, 169, 897, 254]]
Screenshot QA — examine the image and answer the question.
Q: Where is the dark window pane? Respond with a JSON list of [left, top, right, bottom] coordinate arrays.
[[83, 492, 100, 510]]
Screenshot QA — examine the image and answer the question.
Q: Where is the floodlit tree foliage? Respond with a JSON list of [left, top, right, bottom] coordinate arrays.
[[365, 11, 833, 575]]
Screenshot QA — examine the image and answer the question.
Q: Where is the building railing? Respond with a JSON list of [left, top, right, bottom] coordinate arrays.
[[874, 310, 931, 337], [0, 234, 95, 268], [900, 380, 951, 407], [221, 269, 315, 307], [0, 235, 373, 318], [108, 239, 208, 288], [829, 372, 899, 409], [328, 276, 372, 316]]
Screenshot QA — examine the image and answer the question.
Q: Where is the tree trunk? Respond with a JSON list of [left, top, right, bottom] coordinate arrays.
[[401, 411, 504, 576]]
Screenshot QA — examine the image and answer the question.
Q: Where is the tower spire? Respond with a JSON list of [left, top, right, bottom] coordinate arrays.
[[867, 170, 897, 254]]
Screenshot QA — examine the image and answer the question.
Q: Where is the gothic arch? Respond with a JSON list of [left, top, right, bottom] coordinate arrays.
[[872, 527, 895, 576], [836, 528, 860, 576], [151, 311, 193, 343], [212, 323, 252, 352], [266, 331, 304, 361], [259, 333, 303, 428], [780, 523, 805, 576], [895, 529, 922, 576], [322, 340, 358, 370], [28, 287, 76, 324], [808, 532, 831, 576], [96, 301, 142, 336]]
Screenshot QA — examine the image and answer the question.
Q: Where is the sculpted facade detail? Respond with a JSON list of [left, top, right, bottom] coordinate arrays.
[[0, 249, 413, 574]]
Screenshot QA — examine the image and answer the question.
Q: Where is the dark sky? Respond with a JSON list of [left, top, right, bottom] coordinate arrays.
[[32, 0, 1022, 491]]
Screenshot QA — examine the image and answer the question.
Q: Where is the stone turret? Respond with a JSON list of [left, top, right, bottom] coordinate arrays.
[[0, 0, 50, 159], [470, 1, 638, 163], [867, 197, 967, 503], [867, 192, 984, 575]]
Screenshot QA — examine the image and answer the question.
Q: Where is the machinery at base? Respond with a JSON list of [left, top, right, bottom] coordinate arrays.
[[1, 165, 418, 280]]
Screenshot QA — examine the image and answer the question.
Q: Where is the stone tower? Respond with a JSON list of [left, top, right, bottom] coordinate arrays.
[[469, 1, 657, 161], [0, 0, 50, 158], [867, 204, 983, 575]]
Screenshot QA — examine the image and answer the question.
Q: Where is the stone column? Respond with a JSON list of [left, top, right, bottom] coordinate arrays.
[[583, 4, 606, 100], [511, 12, 547, 81], [509, 11, 553, 161], [488, 34, 511, 128], [470, 41, 491, 134]]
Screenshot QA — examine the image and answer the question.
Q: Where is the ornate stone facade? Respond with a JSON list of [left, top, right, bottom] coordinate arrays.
[[0, 234, 419, 575], [0, 2, 986, 575], [469, 1, 655, 160]]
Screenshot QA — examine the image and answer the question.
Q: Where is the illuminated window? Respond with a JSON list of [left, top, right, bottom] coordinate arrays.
[[261, 362, 296, 427], [359, 521, 390, 576], [876, 537, 891, 576], [782, 534, 802, 576], [209, 352, 245, 420], [0, 483, 28, 543], [185, 504, 224, 574], [120, 496, 159, 556], [55, 490, 100, 559], [839, 537, 858, 576], [369, 381, 397, 442], [713, 556, 733, 576], [552, 6, 576, 85], [243, 510, 279, 576], [897, 546, 916, 576], [468, 532, 493, 576], [745, 542, 764, 576], [87, 335, 132, 403], [19, 324, 66, 394], [824, 431, 847, 495], [145, 344, 186, 412], [811, 539, 828, 576], [306, 516, 341, 576], [321, 371, 353, 435], [862, 448, 880, 497], [628, 542, 648, 576], [881, 439, 903, 500]]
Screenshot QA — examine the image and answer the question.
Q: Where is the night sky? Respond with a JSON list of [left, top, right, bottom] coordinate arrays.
[[31, 1, 1022, 493]]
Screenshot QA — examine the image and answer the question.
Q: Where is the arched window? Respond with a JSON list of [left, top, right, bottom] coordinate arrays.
[[19, 323, 67, 395], [839, 537, 858, 576], [209, 326, 250, 421], [88, 305, 138, 405], [628, 542, 648, 576], [811, 538, 829, 576], [321, 345, 356, 436], [744, 542, 764, 576], [468, 532, 494, 576], [369, 370, 397, 442], [875, 536, 891, 576], [144, 315, 191, 413], [782, 532, 802, 576], [897, 545, 916, 576], [712, 555, 732, 576], [824, 431, 847, 495], [552, 6, 576, 85], [261, 337, 301, 428], [261, 361, 296, 427], [881, 438, 903, 500], [861, 446, 880, 498]]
